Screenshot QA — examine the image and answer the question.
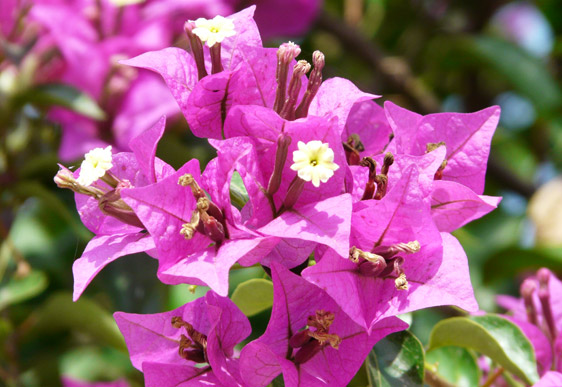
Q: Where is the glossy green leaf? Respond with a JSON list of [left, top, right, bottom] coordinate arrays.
[[0, 270, 48, 310], [483, 246, 562, 283], [367, 330, 424, 387], [230, 171, 249, 209], [428, 314, 539, 385], [23, 83, 106, 120], [33, 292, 126, 351], [231, 278, 273, 317], [426, 347, 480, 387]]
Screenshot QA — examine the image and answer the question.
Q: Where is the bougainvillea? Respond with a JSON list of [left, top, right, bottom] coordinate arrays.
[[51, 5, 513, 386]]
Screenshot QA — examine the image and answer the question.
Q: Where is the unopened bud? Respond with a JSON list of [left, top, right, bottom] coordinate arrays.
[[295, 50, 325, 119], [381, 152, 394, 175], [274, 42, 302, 113], [280, 60, 311, 120]]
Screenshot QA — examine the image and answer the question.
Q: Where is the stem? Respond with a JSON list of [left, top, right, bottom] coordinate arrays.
[[480, 367, 504, 387], [424, 367, 455, 387]]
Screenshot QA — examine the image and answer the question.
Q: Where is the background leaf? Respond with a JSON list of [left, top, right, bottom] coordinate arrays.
[[231, 278, 273, 317], [367, 330, 424, 387], [428, 314, 539, 384], [426, 346, 481, 387]]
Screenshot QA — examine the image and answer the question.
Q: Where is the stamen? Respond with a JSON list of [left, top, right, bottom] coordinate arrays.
[[290, 310, 341, 365], [273, 42, 301, 114], [373, 152, 393, 200], [295, 50, 325, 119], [426, 142, 445, 153], [279, 60, 311, 120], [343, 134, 364, 165], [360, 157, 377, 200], [184, 21, 208, 80], [373, 174, 388, 200], [395, 273, 409, 290]]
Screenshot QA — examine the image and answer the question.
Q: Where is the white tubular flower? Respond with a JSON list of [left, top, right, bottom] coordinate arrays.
[[191, 15, 236, 47], [77, 146, 113, 186], [290, 141, 339, 187]]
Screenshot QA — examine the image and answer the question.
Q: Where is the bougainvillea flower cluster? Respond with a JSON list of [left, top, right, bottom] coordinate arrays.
[[498, 268, 562, 384], [55, 6, 503, 386]]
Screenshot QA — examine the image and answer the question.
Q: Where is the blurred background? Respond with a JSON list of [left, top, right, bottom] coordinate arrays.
[[1, 0, 562, 385]]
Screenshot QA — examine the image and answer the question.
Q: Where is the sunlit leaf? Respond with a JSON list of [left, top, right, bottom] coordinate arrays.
[[428, 314, 539, 385], [426, 346, 480, 387], [231, 278, 273, 317]]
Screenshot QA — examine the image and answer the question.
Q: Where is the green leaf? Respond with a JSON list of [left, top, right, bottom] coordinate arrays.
[[426, 347, 480, 387], [367, 330, 424, 387], [33, 292, 126, 351], [483, 246, 562, 283], [231, 278, 273, 317], [428, 314, 539, 385], [230, 171, 249, 209], [22, 83, 106, 120], [0, 271, 48, 310], [468, 36, 562, 113]]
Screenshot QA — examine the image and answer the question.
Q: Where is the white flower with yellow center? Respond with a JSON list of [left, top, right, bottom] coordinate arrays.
[[191, 15, 236, 48], [77, 146, 113, 186], [290, 141, 339, 187]]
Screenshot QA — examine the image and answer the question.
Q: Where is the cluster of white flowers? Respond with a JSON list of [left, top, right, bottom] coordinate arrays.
[[191, 15, 236, 47]]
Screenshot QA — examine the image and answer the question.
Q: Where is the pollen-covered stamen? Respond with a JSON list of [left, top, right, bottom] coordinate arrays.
[[290, 310, 341, 365], [372, 240, 421, 259], [343, 134, 364, 165], [295, 50, 325, 119], [172, 316, 208, 364], [178, 174, 224, 223], [273, 42, 301, 113], [290, 140, 339, 188], [373, 152, 393, 200], [191, 15, 236, 48], [520, 279, 538, 325], [360, 157, 377, 200], [184, 21, 208, 80], [538, 269, 558, 340], [280, 60, 311, 120], [180, 210, 201, 240], [267, 133, 292, 196], [178, 176, 228, 242], [77, 146, 114, 187], [197, 197, 226, 243], [352, 242, 416, 289]]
